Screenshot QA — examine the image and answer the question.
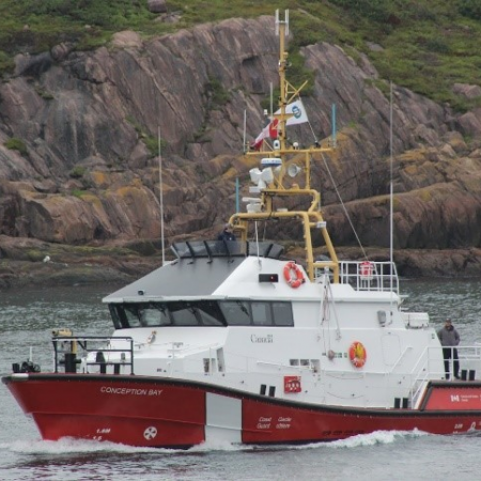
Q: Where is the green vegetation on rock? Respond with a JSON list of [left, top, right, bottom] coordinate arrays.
[[205, 77, 231, 109], [69, 166, 86, 178], [4, 137, 27, 155], [143, 135, 168, 157], [0, 0, 480, 111]]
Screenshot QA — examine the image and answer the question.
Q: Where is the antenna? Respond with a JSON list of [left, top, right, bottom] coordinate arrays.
[[275, 9, 289, 36], [331, 104, 337, 148], [158, 126, 165, 266], [389, 82, 393, 269], [269, 82, 273, 117], [389, 81, 394, 317], [254, 220, 261, 261], [243, 109, 247, 154]]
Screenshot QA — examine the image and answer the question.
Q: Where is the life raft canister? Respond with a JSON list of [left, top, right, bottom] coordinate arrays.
[[283, 261, 305, 289], [349, 341, 367, 368]]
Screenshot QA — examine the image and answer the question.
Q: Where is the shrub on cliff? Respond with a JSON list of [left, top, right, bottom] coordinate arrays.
[[458, 0, 481, 20], [25, 0, 153, 28], [4, 138, 27, 156]]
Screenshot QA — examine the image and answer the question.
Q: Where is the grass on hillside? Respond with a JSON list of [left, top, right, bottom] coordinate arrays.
[[0, 0, 480, 111]]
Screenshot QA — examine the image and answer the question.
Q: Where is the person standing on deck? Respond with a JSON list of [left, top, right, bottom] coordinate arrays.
[[437, 318, 461, 380], [217, 223, 236, 242]]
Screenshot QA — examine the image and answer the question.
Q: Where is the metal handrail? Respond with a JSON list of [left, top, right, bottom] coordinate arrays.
[[409, 345, 481, 408], [52, 335, 134, 374], [336, 261, 400, 294]]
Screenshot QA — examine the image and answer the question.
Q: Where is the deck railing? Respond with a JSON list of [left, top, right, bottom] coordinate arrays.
[[337, 261, 400, 293], [52, 335, 134, 375], [410, 344, 481, 408]]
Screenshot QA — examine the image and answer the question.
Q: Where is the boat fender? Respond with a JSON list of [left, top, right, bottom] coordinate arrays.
[[283, 261, 305, 288], [349, 341, 367, 368]]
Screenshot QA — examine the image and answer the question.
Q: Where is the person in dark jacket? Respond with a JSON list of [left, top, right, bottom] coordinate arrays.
[[217, 223, 236, 241], [437, 318, 461, 379]]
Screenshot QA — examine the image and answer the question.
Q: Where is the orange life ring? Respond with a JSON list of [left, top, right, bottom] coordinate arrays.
[[349, 341, 367, 368], [283, 261, 305, 289]]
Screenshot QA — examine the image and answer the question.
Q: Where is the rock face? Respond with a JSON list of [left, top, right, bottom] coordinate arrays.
[[1, 15, 481, 277]]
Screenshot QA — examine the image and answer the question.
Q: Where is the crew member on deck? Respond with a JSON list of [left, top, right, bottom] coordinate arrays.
[[218, 223, 236, 241], [437, 318, 461, 380]]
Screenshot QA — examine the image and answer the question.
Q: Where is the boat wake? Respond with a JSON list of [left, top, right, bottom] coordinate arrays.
[[1, 437, 167, 455], [323, 429, 428, 449], [1, 429, 428, 457], [245, 429, 429, 452]]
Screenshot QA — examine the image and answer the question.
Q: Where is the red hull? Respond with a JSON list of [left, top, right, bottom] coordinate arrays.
[[4, 374, 481, 447], [4, 374, 205, 448]]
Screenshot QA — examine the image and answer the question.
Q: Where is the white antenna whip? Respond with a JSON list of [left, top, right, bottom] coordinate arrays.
[[389, 82, 394, 318], [275, 9, 289, 37], [158, 126, 166, 266], [389, 82, 393, 268]]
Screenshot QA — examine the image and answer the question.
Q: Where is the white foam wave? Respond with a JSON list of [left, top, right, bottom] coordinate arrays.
[[325, 429, 428, 449], [187, 439, 247, 453], [0, 429, 429, 456], [187, 429, 429, 453], [2, 437, 172, 455]]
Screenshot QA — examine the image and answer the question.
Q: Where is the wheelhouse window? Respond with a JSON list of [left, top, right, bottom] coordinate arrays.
[[218, 300, 293, 327], [109, 300, 293, 328], [168, 302, 200, 326], [140, 305, 171, 327], [272, 302, 294, 326], [124, 305, 142, 328], [251, 301, 272, 326], [219, 301, 251, 326], [196, 301, 225, 326], [109, 305, 123, 329], [167, 301, 225, 326]]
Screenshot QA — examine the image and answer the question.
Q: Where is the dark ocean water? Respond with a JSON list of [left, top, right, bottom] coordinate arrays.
[[1, 279, 481, 481]]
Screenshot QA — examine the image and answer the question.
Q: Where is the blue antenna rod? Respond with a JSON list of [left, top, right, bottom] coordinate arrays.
[[331, 103, 337, 148]]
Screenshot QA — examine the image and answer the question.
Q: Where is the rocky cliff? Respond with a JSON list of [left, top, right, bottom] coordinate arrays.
[[1, 14, 481, 285]]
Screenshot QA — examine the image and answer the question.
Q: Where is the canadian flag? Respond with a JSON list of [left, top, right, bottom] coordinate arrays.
[[251, 119, 279, 150], [250, 99, 308, 150]]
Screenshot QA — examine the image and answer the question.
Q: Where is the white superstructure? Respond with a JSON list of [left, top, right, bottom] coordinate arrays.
[[80, 247, 448, 412]]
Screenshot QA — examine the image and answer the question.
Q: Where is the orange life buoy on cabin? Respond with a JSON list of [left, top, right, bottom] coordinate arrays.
[[349, 341, 367, 368], [283, 261, 305, 289]]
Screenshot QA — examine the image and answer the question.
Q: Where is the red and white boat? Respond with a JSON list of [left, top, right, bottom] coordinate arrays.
[[4, 11, 481, 449]]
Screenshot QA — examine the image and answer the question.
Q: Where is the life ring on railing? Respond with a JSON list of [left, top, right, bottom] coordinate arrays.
[[360, 261, 374, 280], [349, 341, 367, 368], [283, 261, 305, 289]]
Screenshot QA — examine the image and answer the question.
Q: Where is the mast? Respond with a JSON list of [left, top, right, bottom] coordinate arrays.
[[230, 10, 340, 282]]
